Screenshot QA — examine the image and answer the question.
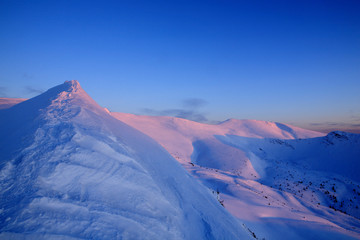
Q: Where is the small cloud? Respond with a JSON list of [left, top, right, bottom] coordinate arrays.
[[24, 86, 44, 95], [350, 115, 360, 122], [141, 108, 208, 123], [0, 87, 8, 97], [22, 73, 33, 79], [327, 122, 341, 126], [309, 123, 323, 126], [182, 98, 208, 109], [141, 97, 210, 123]]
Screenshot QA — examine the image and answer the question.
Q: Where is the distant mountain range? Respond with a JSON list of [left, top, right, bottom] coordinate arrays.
[[0, 98, 28, 109], [1, 81, 359, 239]]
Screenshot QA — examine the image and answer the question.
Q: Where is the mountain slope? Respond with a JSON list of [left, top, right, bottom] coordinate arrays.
[[0, 81, 250, 239], [111, 112, 360, 239], [215, 132, 360, 239]]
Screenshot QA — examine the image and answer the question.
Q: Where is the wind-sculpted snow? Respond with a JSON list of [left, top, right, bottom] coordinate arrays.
[[0, 81, 250, 239]]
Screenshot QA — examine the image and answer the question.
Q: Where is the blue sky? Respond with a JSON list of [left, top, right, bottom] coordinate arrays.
[[1, 0, 360, 133]]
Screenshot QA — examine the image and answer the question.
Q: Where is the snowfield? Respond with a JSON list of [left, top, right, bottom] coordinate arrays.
[[1, 80, 359, 239]]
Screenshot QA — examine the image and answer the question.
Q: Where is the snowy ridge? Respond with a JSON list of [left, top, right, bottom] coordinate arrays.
[[0, 81, 250, 239], [218, 118, 323, 139], [110, 113, 324, 168]]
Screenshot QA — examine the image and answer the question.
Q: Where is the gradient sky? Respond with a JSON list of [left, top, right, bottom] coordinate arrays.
[[1, 0, 360, 133]]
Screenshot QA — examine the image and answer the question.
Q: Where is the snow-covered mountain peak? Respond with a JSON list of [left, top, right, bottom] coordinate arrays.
[[64, 79, 81, 90], [53, 80, 83, 98], [0, 80, 113, 166], [51, 80, 89, 101], [20, 80, 107, 119], [4, 80, 88, 110], [0, 82, 251, 239]]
